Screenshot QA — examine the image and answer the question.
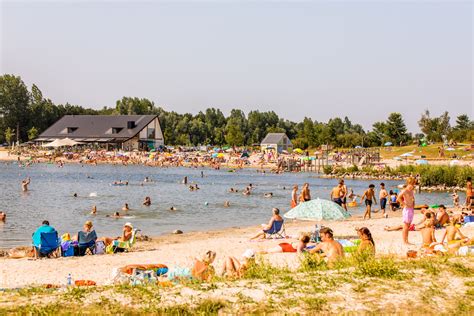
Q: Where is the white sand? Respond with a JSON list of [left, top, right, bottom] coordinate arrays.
[[1, 212, 473, 289]]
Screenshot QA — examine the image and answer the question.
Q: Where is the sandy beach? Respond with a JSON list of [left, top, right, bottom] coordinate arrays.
[[2, 211, 473, 289]]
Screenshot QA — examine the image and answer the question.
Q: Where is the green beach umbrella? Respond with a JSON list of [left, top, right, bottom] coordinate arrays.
[[284, 198, 351, 221]]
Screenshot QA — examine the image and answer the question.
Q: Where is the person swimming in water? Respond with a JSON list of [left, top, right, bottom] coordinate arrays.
[[143, 197, 151, 206], [264, 193, 273, 198], [169, 206, 177, 211], [90, 205, 97, 215], [106, 211, 122, 218], [22, 177, 31, 192], [0, 211, 6, 222], [224, 201, 230, 207], [122, 203, 130, 211]]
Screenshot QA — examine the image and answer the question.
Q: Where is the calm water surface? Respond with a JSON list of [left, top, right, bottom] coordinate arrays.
[[0, 162, 455, 247]]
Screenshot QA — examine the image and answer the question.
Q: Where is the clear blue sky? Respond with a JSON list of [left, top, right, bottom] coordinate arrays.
[[1, 1, 472, 132]]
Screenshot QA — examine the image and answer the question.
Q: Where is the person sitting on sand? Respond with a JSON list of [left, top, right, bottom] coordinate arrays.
[[100, 222, 133, 246], [440, 216, 471, 252], [388, 190, 400, 211], [261, 234, 311, 254], [250, 208, 283, 240], [22, 177, 31, 192], [90, 205, 97, 215], [264, 193, 273, 198], [356, 227, 375, 255], [420, 215, 437, 250], [222, 249, 256, 278], [435, 205, 449, 228], [143, 196, 151, 206], [122, 203, 130, 211], [191, 250, 216, 281], [309, 227, 344, 264], [0, 211, 6, 222], [32, 220, 56, 249]]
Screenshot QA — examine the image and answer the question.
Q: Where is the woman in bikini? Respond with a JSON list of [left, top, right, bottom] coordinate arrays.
[[262, 234, 311, 254]]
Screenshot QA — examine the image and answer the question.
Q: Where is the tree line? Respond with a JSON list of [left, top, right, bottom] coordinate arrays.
[[0, 74, 472, 147]]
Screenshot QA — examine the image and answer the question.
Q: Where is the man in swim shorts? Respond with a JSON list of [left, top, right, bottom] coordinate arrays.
[[361, 184, 377, 220], [330, 181, 344, 206], [379, 183, 388, 217], [397, 177, 416, 245]]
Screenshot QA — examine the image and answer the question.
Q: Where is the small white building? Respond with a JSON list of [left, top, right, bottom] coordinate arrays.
[[260, 133, 293, 153]]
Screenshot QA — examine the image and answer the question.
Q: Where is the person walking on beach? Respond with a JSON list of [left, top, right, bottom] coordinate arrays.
[[466, 177, 473, 209], [361, 184, 377, 220], [378, 183, 389, 217], [397, 177, 416, 245], [291, 185, 298, 208], [330, 181, 344, 206], [21, 177, 31, 192]]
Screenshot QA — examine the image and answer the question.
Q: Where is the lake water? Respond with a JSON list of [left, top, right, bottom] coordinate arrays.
[[0, 162, 455, 248]]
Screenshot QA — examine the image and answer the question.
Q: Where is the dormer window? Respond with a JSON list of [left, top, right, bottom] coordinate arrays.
[[112, 127, 123, 134], [67, 127, 78, 133]]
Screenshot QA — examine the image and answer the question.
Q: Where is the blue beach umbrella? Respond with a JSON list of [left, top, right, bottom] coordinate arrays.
[[284, 198, 351, 221]]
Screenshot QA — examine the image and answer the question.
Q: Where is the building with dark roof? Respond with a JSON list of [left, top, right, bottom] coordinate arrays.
[[260, 133, 293, 153], [36, 115, 164, 150]]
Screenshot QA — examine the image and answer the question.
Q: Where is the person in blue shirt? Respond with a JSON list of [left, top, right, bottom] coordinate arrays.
[[32, 220, 56, 247]]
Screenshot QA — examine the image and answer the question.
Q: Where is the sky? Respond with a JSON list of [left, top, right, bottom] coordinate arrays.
[[1, 0, 472, 133]]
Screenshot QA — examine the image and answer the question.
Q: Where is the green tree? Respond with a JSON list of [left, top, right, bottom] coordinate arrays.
[[5, 127, 15, 145], [27, 126, 38, 141], [385, 112, 409, 145], [0, 75, 30, 142], [116, 97, 154, 115]]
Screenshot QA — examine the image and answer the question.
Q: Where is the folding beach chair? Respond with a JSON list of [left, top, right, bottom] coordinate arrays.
[[107, 229, 140, 254], [77, 230, 98, 256], [34, 231, 60, 258], [264, 220, 286, 239]]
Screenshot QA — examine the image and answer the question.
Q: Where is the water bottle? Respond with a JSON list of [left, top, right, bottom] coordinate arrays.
[[314, 224, 320, 243], [67, 273, 72, 286]]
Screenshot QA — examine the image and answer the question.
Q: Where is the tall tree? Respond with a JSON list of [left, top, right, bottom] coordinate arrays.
[[385, 112, 409, 145]]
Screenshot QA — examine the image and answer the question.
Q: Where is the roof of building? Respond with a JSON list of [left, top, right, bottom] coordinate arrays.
[[261, 133, 291, 145], [37, 115, 157, 142]]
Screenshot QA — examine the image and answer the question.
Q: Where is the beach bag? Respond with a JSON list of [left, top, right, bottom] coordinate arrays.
[[61, 241, 75, 257], [94, 241, 105, 255]]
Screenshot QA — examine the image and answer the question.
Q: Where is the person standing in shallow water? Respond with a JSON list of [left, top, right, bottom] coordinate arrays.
[[291, 185, 298, 208], [299, 183, 311, 202], [22, 177, 30, 192], [361, 184, 377, 220]]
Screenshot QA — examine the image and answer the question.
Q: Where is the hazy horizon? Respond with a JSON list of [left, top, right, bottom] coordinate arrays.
[[1, 1, 472, 133]]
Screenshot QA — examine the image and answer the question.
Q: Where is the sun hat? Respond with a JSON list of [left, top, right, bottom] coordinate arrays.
[[242, 249, 256, 259], [124, 222, 133, 229]]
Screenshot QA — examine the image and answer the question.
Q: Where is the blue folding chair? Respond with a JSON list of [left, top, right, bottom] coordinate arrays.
[[264, 220, 286, 239], [34, 231, 60, 258], [77, 230, 98, 256]]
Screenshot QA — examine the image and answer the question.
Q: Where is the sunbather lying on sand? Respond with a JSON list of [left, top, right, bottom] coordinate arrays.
[[309, 227, 344, 263], [260, 234, 311, 254], [384, 208, 434, 232], [192, 250, 216, 281], [222, 249, 255, 278]]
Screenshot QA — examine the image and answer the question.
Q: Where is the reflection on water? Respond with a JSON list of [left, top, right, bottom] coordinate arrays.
[[0, 162, 455, 247]]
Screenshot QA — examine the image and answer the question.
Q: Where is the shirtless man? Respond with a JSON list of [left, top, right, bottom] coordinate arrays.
[[340, 179, 348, 211], [330, 181, 344, 206], [397, 177, 416, 245], [361, 184, 377, 219], [22, 177, 31, 192], [309, 227, 344, 264], [300, 183, 311, 202], [466, 177, 473, 209], [378, 183, 389, 217], [122, 203, 130, 211]]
